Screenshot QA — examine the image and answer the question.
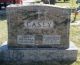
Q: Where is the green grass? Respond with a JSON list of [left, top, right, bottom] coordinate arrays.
[[0, 20, 8, 44], [55, 3, 70, 7], [55, 2, 79, 8], [70, 25, 80, 47]]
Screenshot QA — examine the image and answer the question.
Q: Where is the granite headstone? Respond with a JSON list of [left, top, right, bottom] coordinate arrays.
[[0, 4, 78, 63], [7, 4, 71, 49]]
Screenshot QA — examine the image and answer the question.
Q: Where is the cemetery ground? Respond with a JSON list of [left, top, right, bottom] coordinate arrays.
[[0, 10, 80, 65]]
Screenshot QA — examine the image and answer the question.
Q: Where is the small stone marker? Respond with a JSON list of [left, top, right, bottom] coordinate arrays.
[[7, 4, 71, 49]]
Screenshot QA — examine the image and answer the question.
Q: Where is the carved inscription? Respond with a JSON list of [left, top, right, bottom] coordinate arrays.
[[43, 35, 61, 44], [17, 35, 35, 44], [24, 20, 54, 29], [17, 35, 60, 45]]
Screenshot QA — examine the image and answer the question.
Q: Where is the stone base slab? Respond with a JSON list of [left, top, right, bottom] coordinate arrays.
[[0, 41, 78, 63]]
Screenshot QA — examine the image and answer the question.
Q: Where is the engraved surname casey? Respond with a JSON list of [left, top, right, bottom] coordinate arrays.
[[24, 20, 54, 29]]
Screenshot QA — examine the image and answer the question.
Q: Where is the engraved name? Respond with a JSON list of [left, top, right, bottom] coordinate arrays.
[[24, 20, 54, 29]]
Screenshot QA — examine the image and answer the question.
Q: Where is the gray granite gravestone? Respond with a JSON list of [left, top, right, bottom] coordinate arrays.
[[0, 4, 78, 63], [7, 4, 70, 49]]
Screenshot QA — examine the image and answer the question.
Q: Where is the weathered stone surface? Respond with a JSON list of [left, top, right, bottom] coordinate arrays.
[[7, 4, 71, 48], [0, 41, 78, 62]]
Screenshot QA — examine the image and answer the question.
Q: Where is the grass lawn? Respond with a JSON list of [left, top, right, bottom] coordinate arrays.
[[0, 20, 7, 44], [55, 3, 70, 7], [70, 25, 80, 48]]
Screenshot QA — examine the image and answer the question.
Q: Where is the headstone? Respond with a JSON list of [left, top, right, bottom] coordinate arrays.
[[0, 4, 78, 63], [7, 4, 70, 49]]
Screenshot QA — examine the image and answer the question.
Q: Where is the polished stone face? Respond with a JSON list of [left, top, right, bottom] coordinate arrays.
[[7, 4, 71, 48]]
